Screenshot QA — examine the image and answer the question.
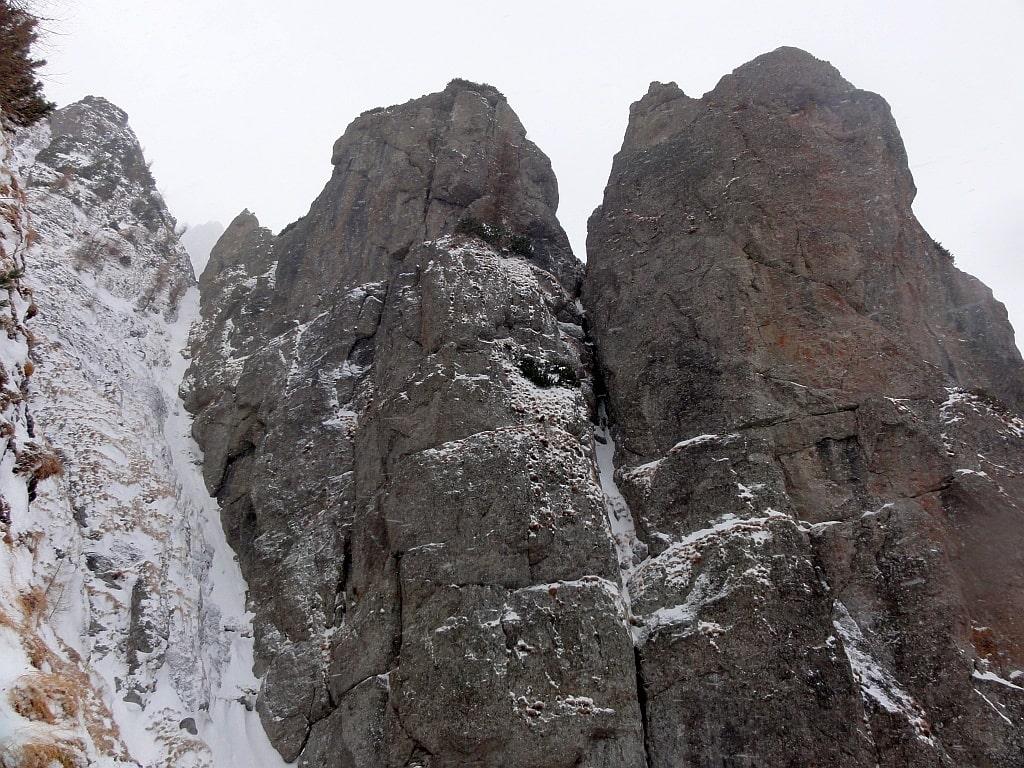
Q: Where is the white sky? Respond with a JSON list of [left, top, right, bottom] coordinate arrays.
[[34, 0, 1024, 343]]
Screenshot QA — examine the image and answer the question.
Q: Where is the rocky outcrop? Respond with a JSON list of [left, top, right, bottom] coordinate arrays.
[[585, 47, 1024, 766], [6, 44, 1024, 766], [184, 81, 643, 766]]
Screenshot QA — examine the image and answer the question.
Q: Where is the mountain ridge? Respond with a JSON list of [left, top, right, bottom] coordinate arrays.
[[0, 45, 1020, 767]]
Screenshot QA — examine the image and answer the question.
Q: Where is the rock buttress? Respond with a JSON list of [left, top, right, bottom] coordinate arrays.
[[585, 47, 1024, 767], [184, 81, 646, 766]]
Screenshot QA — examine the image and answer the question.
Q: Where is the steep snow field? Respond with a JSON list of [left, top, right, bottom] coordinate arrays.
[[162, 289, 286, 768]]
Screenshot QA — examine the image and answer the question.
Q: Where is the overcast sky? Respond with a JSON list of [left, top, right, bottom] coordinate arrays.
[[34, 0, 1024, 342]]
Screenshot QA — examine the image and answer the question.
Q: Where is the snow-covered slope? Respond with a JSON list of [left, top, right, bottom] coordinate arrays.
[[0, 107, 121, 768], [0, 100, 284, 767]]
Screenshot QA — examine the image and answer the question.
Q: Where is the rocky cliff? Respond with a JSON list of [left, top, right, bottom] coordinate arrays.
[[586, 47, 1024, 766], [0, 109, 88, 768], [186, 52, 1024, 767], [183, 54, 1024, 768], [183, 80, 646, 767], [0, 44, 980, 768], [0, 98, 283, 767]]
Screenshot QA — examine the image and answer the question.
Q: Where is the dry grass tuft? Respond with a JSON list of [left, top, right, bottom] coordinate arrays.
[[33, 451, 63, 481], [13, 442, 64, 481], [0, 581, 126, 763], [15, 740, 83, 768], [0, 390, 24, 411], [9, 672, 82, 724], [17, 586, 46, 624], [9, 678, 55, 723], [0, 604, 18, 630], [5, 615, 129, 760]]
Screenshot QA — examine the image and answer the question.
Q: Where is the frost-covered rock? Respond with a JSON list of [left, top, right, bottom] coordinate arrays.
[[0, 98, 284, 767], [6, 48, 1019, 768], [0, 107, 129, 768], [185, 58, 1024, 767]]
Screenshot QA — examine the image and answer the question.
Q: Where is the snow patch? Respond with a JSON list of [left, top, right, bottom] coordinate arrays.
[[594, 405, 644, 628], [833, 601, 936, 744]]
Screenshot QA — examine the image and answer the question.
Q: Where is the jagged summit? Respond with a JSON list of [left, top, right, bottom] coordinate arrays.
[[629, 80, 689, 118], [31, 96, 183, 245], [290, 80, 581, 314], [65, 93, 129, 120], [357, 78, 507, 120], [637, 46, 847, 108], [621, 80, 695, 151], [641, 79, 686, 100], [219, 207, 262, 242], [603, 47, 1020, 410], [19, 97, 192, 306], [197, 208, 273, 288], [46, 95, 135, 158], [445, 76, 505, 101]]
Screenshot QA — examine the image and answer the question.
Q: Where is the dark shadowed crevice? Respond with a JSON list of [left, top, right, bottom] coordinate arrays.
[[392, 550, 404, 663], [634, 647, 652, 768], [586, 323, 653, 767]]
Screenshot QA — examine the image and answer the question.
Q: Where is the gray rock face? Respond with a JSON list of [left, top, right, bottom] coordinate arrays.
[[585, 47, 1024, 766], [184, 81, 644, 766], [187, 52, 1023, 768]]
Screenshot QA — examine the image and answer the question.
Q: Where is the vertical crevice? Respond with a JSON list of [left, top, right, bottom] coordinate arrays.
[[593, 398, 645, 616], [333, 534, 352, 628], [634, 646, 652, 768], [589, 334, 652, 766], [392, 550, 404, 664]]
